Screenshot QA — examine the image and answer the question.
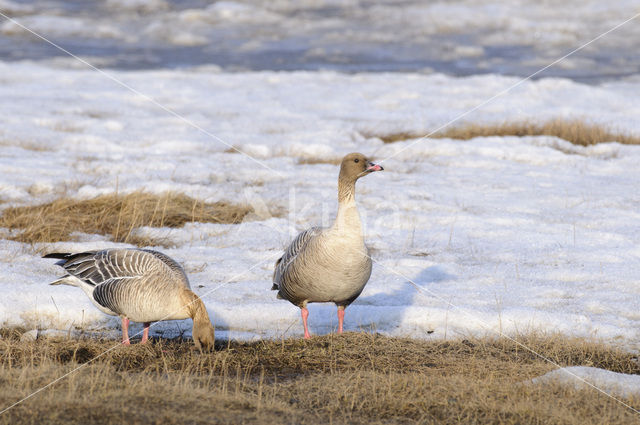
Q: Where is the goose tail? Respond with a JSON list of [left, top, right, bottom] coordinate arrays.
[[271, 257, 282, 291], [49, 277, 66, 286], [42, 252, 72, 259], [43, 252, 74, 267]]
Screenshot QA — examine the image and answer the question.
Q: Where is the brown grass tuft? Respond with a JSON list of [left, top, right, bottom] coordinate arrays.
[[0, 139, 52, 151], [0, 192, 252, 247], [297, 157, 342, 165], [369, 119, 640, 146], [371, 131, 420, 144], [0, 331, 638, 424]]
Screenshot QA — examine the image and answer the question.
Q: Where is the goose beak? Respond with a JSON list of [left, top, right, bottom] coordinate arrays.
[[366, 162, 383, 172]]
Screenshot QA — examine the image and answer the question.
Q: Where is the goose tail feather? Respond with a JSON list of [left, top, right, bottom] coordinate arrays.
[[42, 252, 72, 260], [49, 277, 66, 286], [48, 275, 74, 286]]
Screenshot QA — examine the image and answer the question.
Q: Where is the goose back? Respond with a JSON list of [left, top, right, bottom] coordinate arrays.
[[46, 249, 192, 322]]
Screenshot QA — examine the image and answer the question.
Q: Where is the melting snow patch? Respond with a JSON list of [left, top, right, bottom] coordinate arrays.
[[530, 366, 640, 399]]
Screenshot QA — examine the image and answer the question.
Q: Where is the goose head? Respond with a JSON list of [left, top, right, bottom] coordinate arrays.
[[338, 152, 383, 185], [192, 321, 215, 352]]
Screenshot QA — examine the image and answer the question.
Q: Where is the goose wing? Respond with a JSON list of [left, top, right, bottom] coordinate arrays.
[[141, 249, 190, 287], [44, 248, 189, 289], [45, 249, 189, 318], [272, 226, 323, 289]]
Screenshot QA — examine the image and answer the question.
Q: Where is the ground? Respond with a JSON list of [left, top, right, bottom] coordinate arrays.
[[0, 330, 638, 424]]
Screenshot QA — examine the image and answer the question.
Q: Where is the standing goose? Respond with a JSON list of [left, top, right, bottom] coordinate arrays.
[[44, 248, 215, 350], [272, 152, 383, 338]]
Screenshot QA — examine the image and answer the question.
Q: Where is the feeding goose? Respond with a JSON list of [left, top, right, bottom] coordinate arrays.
[[44, 248, 215, 350], [272, 152, 383, 338]]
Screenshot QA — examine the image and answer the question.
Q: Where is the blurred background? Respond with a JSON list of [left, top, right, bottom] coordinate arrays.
[[1, 0, 639, 83]]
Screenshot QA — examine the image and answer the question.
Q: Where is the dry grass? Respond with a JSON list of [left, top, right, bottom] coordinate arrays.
[[297, 157, 342, 165], [0, 192, 252, 247], [0, 139, 52, 151], [369, 119, 640, 146], [0, 330, 638, 424]]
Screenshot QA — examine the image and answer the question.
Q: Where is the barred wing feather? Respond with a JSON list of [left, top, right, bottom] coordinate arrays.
[[43, 249, 189, 289], [272, 226, 323, 289]]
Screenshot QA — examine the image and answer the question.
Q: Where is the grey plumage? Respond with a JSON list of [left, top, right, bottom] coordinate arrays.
[[272, 226, 372, 308], [45, 249, 190, 321], [272, 152, 383, 337], [44, 248, 215, 349], [271, 227, 322, 295]]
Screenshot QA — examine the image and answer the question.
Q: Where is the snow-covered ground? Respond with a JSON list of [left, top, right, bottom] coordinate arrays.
[[1, 0, 639, 79], [531, 366, 640, 400], [1, 61, 640, 353]]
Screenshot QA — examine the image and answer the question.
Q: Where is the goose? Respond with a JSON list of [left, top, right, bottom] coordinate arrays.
[[44, 248, 215, 350], [272, 152, 383, 338]]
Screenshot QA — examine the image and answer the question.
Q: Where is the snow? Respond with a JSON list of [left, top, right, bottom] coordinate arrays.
[[1, 1, 639, 78], [0, 60, 639, 354], [530, 367, 640, 399]]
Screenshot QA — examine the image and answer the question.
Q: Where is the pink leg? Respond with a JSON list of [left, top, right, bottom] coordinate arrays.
[[141, 322, 151, 344], [121, 317, 131, 345], [337, 307, 345, 334], [301, 307, 311, 339]]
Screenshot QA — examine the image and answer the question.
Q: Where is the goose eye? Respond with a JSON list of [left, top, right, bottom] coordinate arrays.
[[354, 158, 359, 163]]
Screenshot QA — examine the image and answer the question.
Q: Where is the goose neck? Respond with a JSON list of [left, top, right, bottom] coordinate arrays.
[[332, 191, 362, 234]]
